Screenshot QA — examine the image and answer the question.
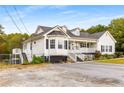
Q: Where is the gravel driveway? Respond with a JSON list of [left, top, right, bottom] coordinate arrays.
[[0, 62, 124, 87]]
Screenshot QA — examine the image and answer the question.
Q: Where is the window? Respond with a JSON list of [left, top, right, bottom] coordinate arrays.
[[87, 43, 90, 48], [101, 45, 112, 52], [30, 42, 32, 50], [109, 46, 112, 52], [101, 45, 105, 52], [80, 42, 86, 48], [58, 40, 63, 49], [46, 39, 49, 49], [64, 40, 67, 49], [106, 45, 108, 52], [50, 39, 55, 49]]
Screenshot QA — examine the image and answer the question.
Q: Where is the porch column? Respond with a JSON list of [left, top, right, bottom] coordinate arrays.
[[67, 40, 70, 50], [86, 42, 87, 53], [48, 38, 51, 62]]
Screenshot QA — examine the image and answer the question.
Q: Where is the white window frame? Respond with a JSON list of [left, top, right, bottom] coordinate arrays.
[[106, 45, 108, 52], [50, 39, 55, 49], [101, 45, 105, 52], [109, 46, 112, 52], [58, 40, 63, 49]]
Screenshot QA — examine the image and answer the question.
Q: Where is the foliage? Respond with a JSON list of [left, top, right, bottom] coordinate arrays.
[[80, 29, 85, 32], [23, 60, 29, 65], [108, 18, 124, 52], [32, 55, 45, 64], [114, 52, 124, 58], [86, 24, 108, 33], [99, 54, 114, 60], [0, 33, 29, 54], [94, 51, 101, 60]]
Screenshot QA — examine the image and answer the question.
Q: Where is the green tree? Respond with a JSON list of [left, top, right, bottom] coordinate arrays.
[[86, 24, 108, 33], [80, 29, 86, 32], [7, 33, 29, 53], [108, 18, 124, 52], [0, 33, 29, 54]]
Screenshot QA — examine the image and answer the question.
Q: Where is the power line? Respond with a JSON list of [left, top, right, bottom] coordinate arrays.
[[2, 6, 23, 33], [12, 6, 33, 58], [13, 6, 30, 34]]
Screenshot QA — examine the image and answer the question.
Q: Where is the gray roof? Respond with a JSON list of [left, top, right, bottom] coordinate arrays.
[[39, 26, 52, 32], [67, 30, 106, 39], [24, 25, 106, 43], [90, 31, 106, 39], [48, 30, 66, 35]]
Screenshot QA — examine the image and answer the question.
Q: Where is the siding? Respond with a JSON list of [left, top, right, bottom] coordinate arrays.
[[23, 38, 44, 62], [97, 32, 115, 54]]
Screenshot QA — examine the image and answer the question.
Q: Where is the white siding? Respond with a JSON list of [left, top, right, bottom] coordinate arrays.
[[23, 38, 44, 62], [44, 36, 68, 56], [97, 32, 115, 54], [32, 39, 44, 56], [23, 42, 32, 62]]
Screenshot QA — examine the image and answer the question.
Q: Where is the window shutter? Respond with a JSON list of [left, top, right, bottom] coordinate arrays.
[[46, 39, 49, 49], [64, 40, 67, 49]]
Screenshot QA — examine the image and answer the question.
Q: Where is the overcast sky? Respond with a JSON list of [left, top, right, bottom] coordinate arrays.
[[1, 5, 124, 34]]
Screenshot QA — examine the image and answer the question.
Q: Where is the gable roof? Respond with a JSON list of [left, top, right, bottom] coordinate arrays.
[[48, 30, 66, 35], [39, 26, 53, 32], [90, 31, 106, 39], [23, 25, 113, 43]]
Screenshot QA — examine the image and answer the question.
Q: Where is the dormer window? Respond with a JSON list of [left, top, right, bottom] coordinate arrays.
[[71, 28, 80, 36], [61, 25, 67, 33]]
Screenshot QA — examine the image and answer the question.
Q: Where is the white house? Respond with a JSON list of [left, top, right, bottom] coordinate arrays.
[[23, 25, 117, 62]]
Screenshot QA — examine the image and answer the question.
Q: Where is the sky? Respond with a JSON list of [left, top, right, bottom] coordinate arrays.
[[1, 5, 124, 34]]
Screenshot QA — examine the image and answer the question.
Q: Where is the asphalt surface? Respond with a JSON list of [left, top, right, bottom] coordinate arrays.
[[54, 62, 124, 86], [0, 62, 124, 87]]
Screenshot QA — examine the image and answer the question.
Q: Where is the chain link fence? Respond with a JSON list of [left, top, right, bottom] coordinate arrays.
[[0, 54, 22, 64]]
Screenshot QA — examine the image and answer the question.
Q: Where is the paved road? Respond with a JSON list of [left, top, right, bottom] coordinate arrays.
[[1, 62, 124, 87], [54, 62, 124, 86]]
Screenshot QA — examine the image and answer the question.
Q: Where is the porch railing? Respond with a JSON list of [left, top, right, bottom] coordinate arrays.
[[69, 48, 96, 54]]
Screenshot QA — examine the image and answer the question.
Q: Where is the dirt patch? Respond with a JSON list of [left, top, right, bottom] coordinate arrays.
[[91, 78, 121, 85], [0, 63, 49, 71], [58, 71, 121, 86]]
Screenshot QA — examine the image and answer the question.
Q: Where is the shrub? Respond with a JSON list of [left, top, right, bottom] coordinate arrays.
[[99, 54, 114, 60], [32, 55, 45, 64], [94, 51, 101, 60], [23, 60, 29, 65], [114, 52, 123, 58]]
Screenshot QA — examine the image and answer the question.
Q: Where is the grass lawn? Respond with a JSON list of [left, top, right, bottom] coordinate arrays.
[[96, 58, 124, 64]]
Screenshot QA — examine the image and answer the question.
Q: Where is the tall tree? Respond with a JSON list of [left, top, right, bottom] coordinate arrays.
[[108, 18, 124, 52], [86, 24, 108, 33]]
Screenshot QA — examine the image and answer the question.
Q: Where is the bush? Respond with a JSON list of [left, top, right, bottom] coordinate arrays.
[[23, 60, 29, 65], [32, 55, 45, 64], [99, 54, 114, 60], [114, 52, 124, 58], [94, 51, 101, 60]]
